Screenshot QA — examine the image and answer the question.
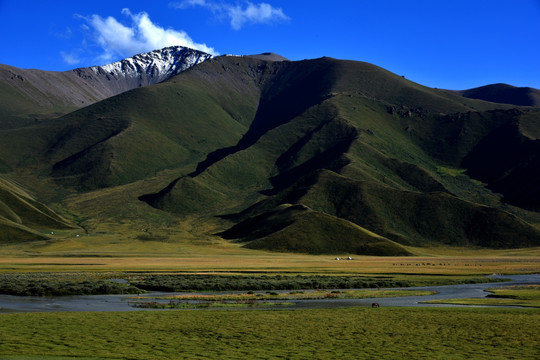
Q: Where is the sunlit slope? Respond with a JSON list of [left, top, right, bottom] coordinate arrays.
[[219, 203, 411, 255], [0, 47, 210, 129], [0, 177, 76, 243], [2, 55, 539, 253], [139, 56, 540, 251], [32, 57, 268, 190], [0, 64, 128, 129]]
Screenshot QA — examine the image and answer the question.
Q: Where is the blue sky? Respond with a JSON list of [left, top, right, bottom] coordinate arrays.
[[1, 0, 539, 89]]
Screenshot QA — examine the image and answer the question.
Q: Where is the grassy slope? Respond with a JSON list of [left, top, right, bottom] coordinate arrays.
[[78, 56, 540, 252], [179, 57, 540, 250], [0, 71, 77, 129], [0, 177, 76, 243], [289, 170, 540, 248], [219, 203, 410, 255], [458, 83, 540, 107], [0, 64, 118, 129], [461, 110, 540, 210], [29, 58, 261, 191], [2, 55, 540, 254]]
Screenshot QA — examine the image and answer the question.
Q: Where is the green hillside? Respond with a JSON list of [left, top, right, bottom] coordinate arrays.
[[0, 177, 76, 243], [457, 83, 540, 107], [1, 54, 539, 254], [0, 64, 112, 129], [290, 170, 540, 248], [138, 56, 540, 251], [219, 204, 411, 255]]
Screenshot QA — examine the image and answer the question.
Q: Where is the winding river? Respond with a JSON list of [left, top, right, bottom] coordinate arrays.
[[0, 274, 538, 313]]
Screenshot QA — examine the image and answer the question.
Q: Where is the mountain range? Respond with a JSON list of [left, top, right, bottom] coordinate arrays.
[[1, 46, 539, 255], [0, 46, 211, 129]]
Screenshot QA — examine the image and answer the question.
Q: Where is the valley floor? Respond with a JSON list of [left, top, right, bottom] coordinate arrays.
[[1, 241, 538, 359], [1, 251, 539, 274]]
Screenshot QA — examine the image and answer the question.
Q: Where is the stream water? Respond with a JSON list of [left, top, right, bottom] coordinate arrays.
[[0, 274, 537, 313]]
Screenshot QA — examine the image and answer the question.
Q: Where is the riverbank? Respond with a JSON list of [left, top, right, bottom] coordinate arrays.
[[1, 274, 538, 312]]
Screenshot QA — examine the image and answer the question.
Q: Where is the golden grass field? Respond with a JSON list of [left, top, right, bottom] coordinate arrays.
[[0, 210, 538, 275], [1, 233, 539, 275]]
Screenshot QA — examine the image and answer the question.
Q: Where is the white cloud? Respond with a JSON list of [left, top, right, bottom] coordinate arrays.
[[80, 8, 217, 63], [172, 1, 289, 30], [174, 0, 208, 9], [228, 2, 288, 30], [61, 51, 81, 65]]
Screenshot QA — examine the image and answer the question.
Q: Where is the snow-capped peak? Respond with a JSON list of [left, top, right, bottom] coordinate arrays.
[[90, 46, 213, 84]]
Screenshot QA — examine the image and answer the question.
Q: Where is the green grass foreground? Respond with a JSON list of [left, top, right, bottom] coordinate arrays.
[[0, 307, 538, 359]]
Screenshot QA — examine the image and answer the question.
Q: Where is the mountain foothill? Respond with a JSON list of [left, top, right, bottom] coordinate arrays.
[[1, 45, 539, 255]]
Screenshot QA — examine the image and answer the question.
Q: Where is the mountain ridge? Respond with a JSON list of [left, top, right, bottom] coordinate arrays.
[[1, 48, 539, 253], [0, 46, 212, 129], [86, 46, 213, 90], [455, 83, 540, 107], [132, 55, 540, 251]]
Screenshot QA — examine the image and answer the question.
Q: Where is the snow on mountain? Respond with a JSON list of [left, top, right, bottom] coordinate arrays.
[[0, 46, 214, 123], [89, 46, 213, 86]]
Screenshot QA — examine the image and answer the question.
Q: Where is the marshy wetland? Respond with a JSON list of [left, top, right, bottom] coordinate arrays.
[[0, 273, 537, 313]]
